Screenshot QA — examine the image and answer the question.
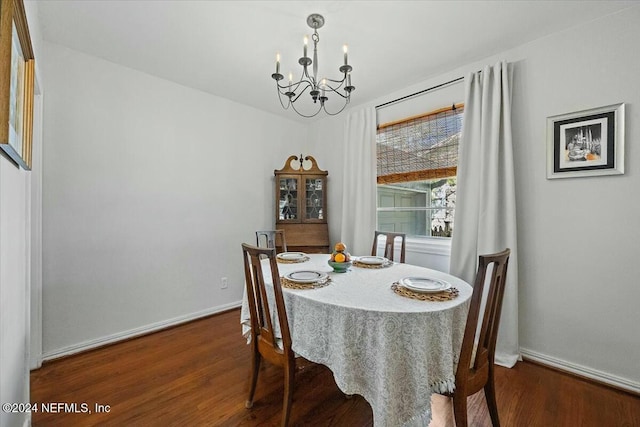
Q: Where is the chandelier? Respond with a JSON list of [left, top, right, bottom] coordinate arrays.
[[271, 13, 355, 118]]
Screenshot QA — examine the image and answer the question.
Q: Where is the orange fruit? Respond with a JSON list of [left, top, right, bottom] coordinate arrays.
[[335, 242, 346, 252], [334, 253, 346, 263]]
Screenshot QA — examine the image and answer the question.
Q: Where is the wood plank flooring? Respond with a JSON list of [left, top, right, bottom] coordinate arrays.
[[31, 308, 640, 426]]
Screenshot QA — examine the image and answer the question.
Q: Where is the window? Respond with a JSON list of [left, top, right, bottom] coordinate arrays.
[[376, 104, 463, 238]]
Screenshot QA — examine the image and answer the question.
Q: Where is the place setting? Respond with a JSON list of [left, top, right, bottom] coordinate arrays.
[[276, 252, 310, 264], [281, 270, 331, 289], [391, 276, 459, 301], [352, 255, 394, 269]]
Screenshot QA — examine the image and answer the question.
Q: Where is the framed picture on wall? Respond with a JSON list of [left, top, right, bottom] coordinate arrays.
[[0, 0, 35, 170], [546, 103, 625, 179]]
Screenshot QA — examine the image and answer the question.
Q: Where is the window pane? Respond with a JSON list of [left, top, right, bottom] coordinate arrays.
[[377, 178, 455, 237], [305, 178, 324, 220], [278, 178, 298, 220]]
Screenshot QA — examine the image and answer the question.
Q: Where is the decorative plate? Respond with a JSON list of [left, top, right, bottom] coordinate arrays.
[[285, 271, 328, 284], [277, 252, 307, 261], [400, 277, 451, 293], [356, 256, 387, 265]]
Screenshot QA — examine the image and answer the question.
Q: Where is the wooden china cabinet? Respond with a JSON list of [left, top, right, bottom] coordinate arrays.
[[274, 155, 329, 253]]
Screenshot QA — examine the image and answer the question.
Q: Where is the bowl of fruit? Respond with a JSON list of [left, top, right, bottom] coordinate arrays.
[[328, 242, 352, 273]]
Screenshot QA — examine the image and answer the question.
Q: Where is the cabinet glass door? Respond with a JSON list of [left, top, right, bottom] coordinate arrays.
[[278, 177, 298, 220], [305, 178, 324, 220]]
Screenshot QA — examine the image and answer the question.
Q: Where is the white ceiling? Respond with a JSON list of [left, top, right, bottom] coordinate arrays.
[[35, 0, 636, 122]]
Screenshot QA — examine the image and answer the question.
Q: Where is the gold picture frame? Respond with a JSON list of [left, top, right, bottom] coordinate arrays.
[[0, 0, 34, 170]]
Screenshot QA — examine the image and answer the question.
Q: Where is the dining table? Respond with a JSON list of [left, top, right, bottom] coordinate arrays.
[[240, 253, 473, 427]]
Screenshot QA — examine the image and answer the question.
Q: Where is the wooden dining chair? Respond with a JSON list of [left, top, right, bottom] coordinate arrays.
[[371, 231, 406, 263], [442, 248, 511, 427], [256, 230, 288, 253], [242, 243, 297, 427]]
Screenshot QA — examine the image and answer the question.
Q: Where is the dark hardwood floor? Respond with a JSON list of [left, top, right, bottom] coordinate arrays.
[[31, 308, 640, 426]]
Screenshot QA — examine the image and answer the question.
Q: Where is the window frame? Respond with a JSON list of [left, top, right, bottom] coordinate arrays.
[[375, 103, 463, 239]]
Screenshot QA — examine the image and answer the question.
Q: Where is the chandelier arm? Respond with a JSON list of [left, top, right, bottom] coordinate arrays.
[[277, 65, 316, 93], [321, 98, 351, 116], [324, 82, 345, 92], [276, 88, 292, 110], [277, 78, 313, 95], [274, 81, 313, 105], [324, 77, 347, 85], [290, 99, 323, 118], [325, 89, 350, 100], [293, 75, 315, 94], [322, 79, 346, 94], [324, 74, 353, 90], [289, 83, 313, 103]]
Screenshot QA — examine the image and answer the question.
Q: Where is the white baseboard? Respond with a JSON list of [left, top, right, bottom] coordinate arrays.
[[41, 301, 242, 362], [520, 347, 640, 394], [30, 354, 42, 370]]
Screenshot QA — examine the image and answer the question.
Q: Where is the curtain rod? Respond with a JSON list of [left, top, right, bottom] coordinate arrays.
[[375, 70, 481, 109], [375, 76, 463, 109]]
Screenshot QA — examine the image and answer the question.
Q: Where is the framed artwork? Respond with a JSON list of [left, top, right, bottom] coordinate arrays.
[[547, 103, 625, 179], [0, 0, 35, 170]]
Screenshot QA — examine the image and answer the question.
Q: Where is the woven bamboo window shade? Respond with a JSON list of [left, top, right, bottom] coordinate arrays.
[[376, 103, 464, 184]]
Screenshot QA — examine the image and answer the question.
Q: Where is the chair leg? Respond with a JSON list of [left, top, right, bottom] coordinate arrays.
[[281, 363, 295, 427], [452, 393, 469, 427], [484, 375, 501, 427], [245, 349, 261, 409]]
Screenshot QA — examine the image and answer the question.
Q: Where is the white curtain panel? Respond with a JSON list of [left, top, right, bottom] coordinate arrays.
[[450, 61, 520, 368], [340, 106, 377, 256]]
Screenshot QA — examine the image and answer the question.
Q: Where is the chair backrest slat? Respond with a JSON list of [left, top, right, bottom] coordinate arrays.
[[256, 230, 288, 253], [242, 243, 293, 355], [371, 231, 406, 263], [457, 248, 511, 380]]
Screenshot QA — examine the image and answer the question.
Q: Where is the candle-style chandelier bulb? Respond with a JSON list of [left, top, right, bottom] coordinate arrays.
[[271, 13, 355, 118]]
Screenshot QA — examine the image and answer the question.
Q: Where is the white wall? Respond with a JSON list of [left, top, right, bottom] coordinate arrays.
[[0, 1, 43, 426], [41, 42, 307, 357], [0, 163, 30, 427], [508, 6, 640, 390], [311, 6, 640, 392]]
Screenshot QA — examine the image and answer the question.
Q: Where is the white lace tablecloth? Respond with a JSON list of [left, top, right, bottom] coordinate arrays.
[[240, 254, 472, 427]]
